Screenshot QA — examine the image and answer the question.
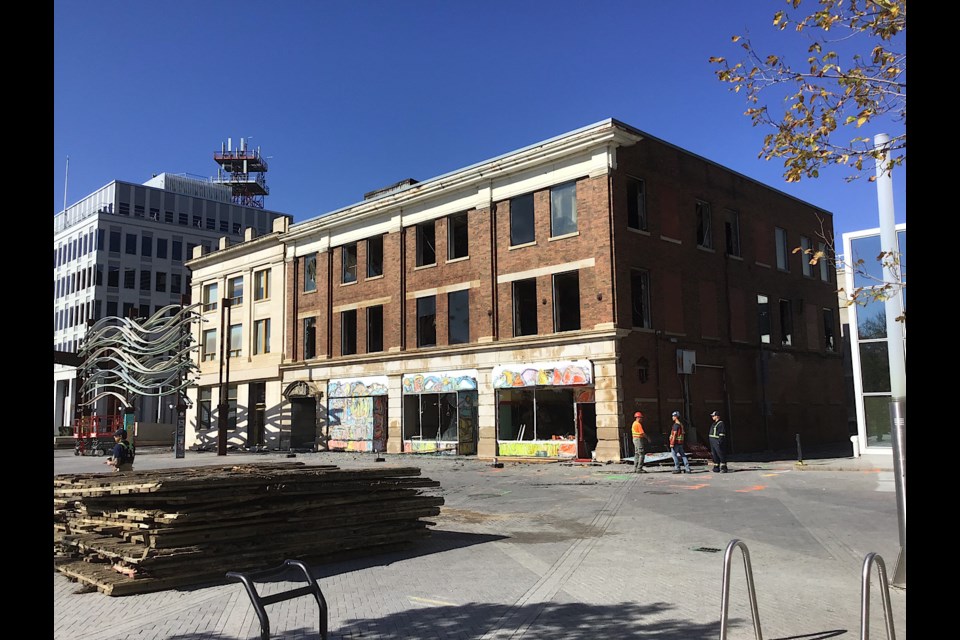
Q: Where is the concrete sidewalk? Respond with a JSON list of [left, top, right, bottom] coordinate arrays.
[[54, 448, 906, 639]]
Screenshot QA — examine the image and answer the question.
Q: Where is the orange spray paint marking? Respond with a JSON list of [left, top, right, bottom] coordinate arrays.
[[735, 485, 766, 493]]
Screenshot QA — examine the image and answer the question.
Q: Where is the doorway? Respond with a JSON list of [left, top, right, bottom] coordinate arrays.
[[248, 382, 266, 447], [577, 403, 597, 460]]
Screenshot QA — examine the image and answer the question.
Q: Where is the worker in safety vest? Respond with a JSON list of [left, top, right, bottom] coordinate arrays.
[[669, 411, 692, 474], [709, 410, 729, 473], [631, 411, 648, 473]]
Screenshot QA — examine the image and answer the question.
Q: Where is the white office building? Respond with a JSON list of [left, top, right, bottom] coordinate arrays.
[[53, 173, 292, 437]]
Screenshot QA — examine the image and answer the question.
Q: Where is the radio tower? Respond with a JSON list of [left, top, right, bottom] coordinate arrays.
[[213, 137, 269, 208]]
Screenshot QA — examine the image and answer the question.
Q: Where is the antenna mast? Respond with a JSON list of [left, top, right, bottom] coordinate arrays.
[[212, 137, 269, 208]]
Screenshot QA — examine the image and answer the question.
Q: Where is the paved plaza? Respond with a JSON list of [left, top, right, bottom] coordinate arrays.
[[53, 447, 906, 639]]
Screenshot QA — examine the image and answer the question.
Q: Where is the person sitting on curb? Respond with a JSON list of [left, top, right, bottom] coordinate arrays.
[[105, 429, 134, 473]]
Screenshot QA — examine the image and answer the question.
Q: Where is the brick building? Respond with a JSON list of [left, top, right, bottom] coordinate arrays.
[[186, 119, 846, 460]]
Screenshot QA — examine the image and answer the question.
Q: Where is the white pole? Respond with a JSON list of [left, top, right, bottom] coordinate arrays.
[[874, 133, 906, 588]]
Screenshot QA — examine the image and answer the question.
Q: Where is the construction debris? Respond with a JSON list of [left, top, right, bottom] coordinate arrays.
[[54, 462, 443, 596]]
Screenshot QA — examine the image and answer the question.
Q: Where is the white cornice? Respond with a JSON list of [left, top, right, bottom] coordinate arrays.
[[285, 119, 643, 242]]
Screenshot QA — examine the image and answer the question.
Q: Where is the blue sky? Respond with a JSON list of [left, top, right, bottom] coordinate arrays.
[[54, 0, 906, 240]]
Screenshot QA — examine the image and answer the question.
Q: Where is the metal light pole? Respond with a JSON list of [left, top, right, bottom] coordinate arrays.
[[875, 133, 906, 588], [217, 297, 233, 456]]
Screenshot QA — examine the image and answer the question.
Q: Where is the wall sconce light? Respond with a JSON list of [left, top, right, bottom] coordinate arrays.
[[596, 292, 603, 301], [542, 298, 547, 305]]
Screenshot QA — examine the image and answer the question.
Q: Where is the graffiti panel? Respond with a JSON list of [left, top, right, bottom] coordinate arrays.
[[402, 370, 479, 394], [328, 376, 389, 398], [492, 360, 593, 389]]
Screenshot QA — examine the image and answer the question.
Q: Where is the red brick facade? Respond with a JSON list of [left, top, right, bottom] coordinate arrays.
[[279, 122, 846, 455]]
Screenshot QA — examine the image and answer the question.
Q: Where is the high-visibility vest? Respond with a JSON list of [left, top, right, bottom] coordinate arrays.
[[672, 423, 685, 445], [710, 421, 724, 439], [631, 420, 645, 439]]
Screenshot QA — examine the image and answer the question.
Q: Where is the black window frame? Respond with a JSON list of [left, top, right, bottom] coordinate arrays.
[[447, 212, 469, 260], [512, 278, 538, 337], [416, 296, 437, 347], [510, 193, 535, 246], [552, 271, 581, 332], [448, 289, 470, 344]]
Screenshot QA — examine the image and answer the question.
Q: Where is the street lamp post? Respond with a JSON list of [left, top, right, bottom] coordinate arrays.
[[217, 297, 232, 456], [874, 134, 906, 588]]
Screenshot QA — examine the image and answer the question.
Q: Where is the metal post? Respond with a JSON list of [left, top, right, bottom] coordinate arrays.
[[218, 297, 232, 456], [175, 294, 189, 458], [874, 134, 906, 588]]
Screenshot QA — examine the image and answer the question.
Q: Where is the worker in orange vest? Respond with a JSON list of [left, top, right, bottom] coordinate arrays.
[[631, 411, 648, 473], [669, 411, 692, 474]]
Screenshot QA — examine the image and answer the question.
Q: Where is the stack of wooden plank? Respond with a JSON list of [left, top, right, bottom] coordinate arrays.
[[54, 462, 443, 596]]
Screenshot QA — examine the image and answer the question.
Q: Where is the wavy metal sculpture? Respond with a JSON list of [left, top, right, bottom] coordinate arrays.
[[77, 303, 204, 409]]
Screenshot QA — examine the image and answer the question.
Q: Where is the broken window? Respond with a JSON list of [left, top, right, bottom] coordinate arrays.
[[448, 212, 469, 260], [367, 235, 384, 278], [758, 294, 771, 344], [553, 271, 580, 332], [779, 299, 793, 347], [367, 305, 384, 353], [416, 221, 436, 267], [512, 278, 538, 337], [696, 200, 713, 249], [342, 242, 357, 284], [416, 296, 436, 347], [627, 177, 647, 231], [341, 309, 357, 355]]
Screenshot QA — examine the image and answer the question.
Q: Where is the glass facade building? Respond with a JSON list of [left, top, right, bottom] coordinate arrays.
[[842, 224, 905, 454]]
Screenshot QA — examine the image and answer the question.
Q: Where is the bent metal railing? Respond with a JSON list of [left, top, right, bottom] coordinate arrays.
[[719, 538, 763, 640], [227, 559, 328, 640], [860, 552, 897, 640]]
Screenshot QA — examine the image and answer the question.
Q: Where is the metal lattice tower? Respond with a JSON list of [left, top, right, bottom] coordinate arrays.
[[213, 137, 269, 208]]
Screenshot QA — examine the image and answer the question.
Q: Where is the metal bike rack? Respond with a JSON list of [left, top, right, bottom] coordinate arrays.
[[719, 539, 763, 640], [860, 552, 897, 640], [226, 559, 328, 640]]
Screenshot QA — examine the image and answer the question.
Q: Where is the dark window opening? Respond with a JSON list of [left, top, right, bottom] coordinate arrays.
[[779, 299, 793, 347], [553, 271, 580, 332], [513, 278, 538, 337], [303, 317, 317, 359], [342, 243, 358, 284], [416, 221, 436, 266], [510, 193, 535, 246], [448, 289, 470, 344], [627, 177, 646, 231], [367, 305, 384, 353], [448, 212, 469, 260], [341, 309, 357, 355], [417, 296, 436, 347], [367, 235, 384, 277]]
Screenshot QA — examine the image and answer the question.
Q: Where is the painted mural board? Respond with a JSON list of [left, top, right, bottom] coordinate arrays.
[[327, 376, 389, 398], [402, 369, 479, 394], [492, 360, 593, 388]]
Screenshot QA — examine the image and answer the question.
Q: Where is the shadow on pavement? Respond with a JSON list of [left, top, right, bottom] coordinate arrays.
[[165, 600, 851, 639]]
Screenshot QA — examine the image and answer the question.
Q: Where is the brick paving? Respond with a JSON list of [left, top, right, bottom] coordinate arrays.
[[54, 448, 906, 639]]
